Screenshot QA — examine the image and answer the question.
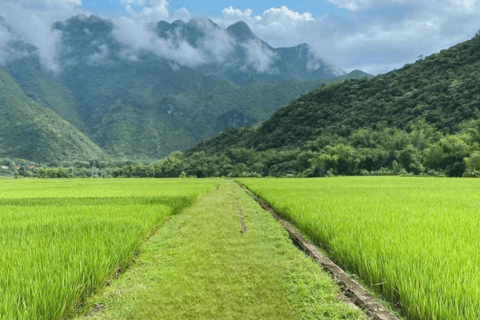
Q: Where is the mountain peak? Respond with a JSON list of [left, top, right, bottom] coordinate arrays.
[[226, 21, 255, 41], [53, 14, 114, 35], [171, 19, 186, 27]]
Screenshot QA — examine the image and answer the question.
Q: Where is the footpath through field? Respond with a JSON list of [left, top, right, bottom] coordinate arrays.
[[77, 180, 367, 320]]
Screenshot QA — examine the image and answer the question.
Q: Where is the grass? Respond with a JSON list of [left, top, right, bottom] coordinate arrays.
[[238, 176, 480, 320], [0, 178, 218, 320], [74, 180, 367, 320]]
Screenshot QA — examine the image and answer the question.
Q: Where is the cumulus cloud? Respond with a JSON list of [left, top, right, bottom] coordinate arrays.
[[220, 5, 315, 32], [119, 0, 169, 21], [172, 7, 191, 21]]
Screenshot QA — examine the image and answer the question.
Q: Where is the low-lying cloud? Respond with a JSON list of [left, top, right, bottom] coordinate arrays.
[[240, 39, 278, 74], [0, 0, 282, 75], [0, 0, 83, 74], [213, 2, 480, 75], [2, 0, 479, 76], [110, 16, 279, 73], [111, 17, 208, 67]]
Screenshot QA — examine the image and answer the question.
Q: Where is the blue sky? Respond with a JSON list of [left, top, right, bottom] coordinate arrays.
[[80, 0, 349, 20], [1, 0, 480, 75]]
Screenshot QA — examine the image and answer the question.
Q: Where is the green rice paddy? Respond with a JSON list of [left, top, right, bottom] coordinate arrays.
[[0, 178, 217, 319], [238, 176, 480, 320], [3, 176, 477, 320]]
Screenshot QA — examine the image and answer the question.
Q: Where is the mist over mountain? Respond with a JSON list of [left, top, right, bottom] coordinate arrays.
[[0, 14, 368, 162], [50, 14, 343, 84]]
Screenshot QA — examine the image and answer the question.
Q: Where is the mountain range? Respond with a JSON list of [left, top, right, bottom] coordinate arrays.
[[0, 14, 370, 162]]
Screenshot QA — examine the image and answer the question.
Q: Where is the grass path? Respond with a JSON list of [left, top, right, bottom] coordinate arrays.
[[74, 180, 367, 319]]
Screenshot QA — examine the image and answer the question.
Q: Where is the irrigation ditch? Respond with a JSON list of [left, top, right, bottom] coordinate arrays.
[[235, 180, 399, 320]]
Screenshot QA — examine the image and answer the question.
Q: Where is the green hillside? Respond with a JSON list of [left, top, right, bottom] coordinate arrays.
[[92, 73, 370, 158], [178, 33, 480, 178], [189, 33, 480, 153], [4, 52, 369, 160], [0, 66, 109, 163]]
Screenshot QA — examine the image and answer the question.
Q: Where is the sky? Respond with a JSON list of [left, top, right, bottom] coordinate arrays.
[[0, 0, 479, 75]]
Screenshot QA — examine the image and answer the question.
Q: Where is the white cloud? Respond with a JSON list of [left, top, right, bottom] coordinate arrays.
[[0, 24, 32, 65], [172, 7, 191, 21], [220, 6, 314, 29], [241, 39, 278, 74], [110, 15, 278, 73], [211, 3, 480, 75], [221, 7, 259, 23], [4, 10, 64, 74], [120, 0, 169, 22], [1, 0, 480, 76], [86, 43, 110, 65], [262, 6, 315, 24], [325, 0, 375, 11], [214, 6, 322, 49], [111, 16, 207, 67], [190, 19, 235, 64], [0, 0, 84, 73]]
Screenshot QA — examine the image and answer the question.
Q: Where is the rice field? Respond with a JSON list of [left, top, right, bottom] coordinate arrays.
[[238, 176, 480, 320], [0, 178, 217, 320]]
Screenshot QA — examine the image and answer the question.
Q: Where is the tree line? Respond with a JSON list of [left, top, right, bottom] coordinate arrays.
[[4, 116, 480, 179]]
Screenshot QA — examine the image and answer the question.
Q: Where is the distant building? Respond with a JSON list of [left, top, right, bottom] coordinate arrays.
[[1, 166, 8, 170]]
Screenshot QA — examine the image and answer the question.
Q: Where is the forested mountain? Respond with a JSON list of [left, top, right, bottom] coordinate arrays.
[[0, 14, 369, 162], [179, 32, 480, 178], [189, 32, 480, 154], [0, 66, 108, 163]]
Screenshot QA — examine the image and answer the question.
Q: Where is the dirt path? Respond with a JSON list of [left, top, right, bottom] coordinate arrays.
[[76, 180, 368, 320]]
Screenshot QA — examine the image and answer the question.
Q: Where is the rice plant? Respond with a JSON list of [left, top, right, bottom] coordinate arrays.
[[0, 178, 217, 319], [239, 176, 480, 320]]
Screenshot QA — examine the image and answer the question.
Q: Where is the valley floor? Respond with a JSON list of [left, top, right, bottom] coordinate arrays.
[[73, 180, 367, 320]]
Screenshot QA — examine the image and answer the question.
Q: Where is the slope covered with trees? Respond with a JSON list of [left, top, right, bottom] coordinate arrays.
[[0, 66, 109, 163], [182, 32, 480, 177], [190, 33, 480, 153]]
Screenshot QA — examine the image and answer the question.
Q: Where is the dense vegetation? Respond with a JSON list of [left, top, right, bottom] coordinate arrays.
[[5, 117, 480, 179], [239, 177, 480, 320], [1, 57, 367, 161], [0, 67, 109, 163], [191, 32, 480, 152], [181, 32, 480, 177]]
